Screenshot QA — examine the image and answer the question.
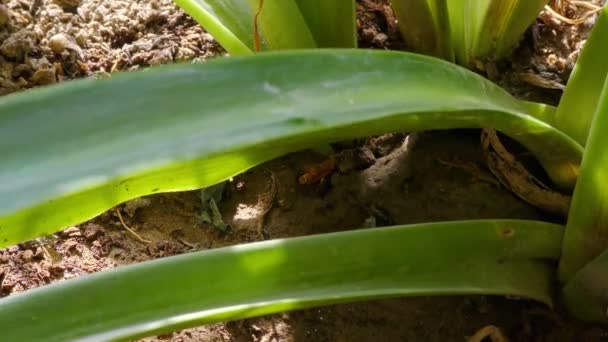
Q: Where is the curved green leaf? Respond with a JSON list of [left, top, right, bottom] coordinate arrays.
[[172, 0, 356, 53], [447, 0, 488, 65], [559, 64, 608, 282], [392, 0, 547, 66], [0, 220, 563, 341], [562, 248, 608, 323], [554, 4, 608, 146], [294, 0, 357, 48], [561, 246, 608, 323], [172, 0, 255, 55], [389, 0, 453, 60], [0, 50, 582, 247], [475, 0, 548, 59], [558, 5, 608, 282], [245, 0, 316, 50]]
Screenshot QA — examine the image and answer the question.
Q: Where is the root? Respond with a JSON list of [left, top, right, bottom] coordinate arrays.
[[468, 325, 509, 342], [544, 0, 602, 25], [116, 209, 151, 244]]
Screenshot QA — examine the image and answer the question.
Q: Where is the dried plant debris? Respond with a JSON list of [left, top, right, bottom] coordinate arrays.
[[495, 0, 606, 103], [481, 128, 571, 218], [356, 0, 402, 49], [468, 325, 510, 342], [0, 0, 223, 94], [199, 182, 228, 232]]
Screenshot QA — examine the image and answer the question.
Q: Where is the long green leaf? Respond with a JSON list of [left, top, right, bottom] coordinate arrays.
[[558, 69, 608, 282], [294, 0, 357, 48], [475, 0, 548, 60], [557, 5, 608, 282], [447, 0, 489, 65], [173, 0, 333, 54], [390, 0, 454, 60], [562, 248, 608, 323], [392, 0, 547, 66], [172, 0, 255, 55], [245, 0, 316, 50], [554, 4, 608, 146], [0, 50, 582, 248], [0, 220, 563, 341]]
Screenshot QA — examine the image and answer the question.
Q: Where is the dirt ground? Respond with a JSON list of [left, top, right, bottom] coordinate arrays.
[[1, 0, 607, 341]]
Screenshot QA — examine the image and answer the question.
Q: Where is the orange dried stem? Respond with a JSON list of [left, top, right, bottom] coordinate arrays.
[[253, 0, 264, 52], [298, 158, 337, 185]]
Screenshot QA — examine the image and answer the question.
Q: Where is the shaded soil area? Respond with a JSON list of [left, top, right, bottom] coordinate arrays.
[[2, 132, 606, 341], [1, 0, 607, 341]]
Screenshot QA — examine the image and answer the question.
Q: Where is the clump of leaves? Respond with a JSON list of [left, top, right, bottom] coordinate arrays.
[[0, 3, 606, 341], [172, 0, 356, 54], [390, 0, 549, 66]]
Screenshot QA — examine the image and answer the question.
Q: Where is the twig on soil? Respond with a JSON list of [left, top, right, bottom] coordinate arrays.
[[257, 170, 278, 238], [468, 325, 509, 342], [481, 129, 571, 218], [115, 209, 152, 244], [0, 268, 9, 289], [518, 72, 565, 90], [40, 243, 58, 263], [175, 237, 198, 249]]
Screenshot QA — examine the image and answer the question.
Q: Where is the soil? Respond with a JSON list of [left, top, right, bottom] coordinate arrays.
[[0, 0, 222, 94], [1, 0, 607, 341]]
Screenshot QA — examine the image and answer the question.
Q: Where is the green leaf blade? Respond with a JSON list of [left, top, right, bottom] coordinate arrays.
[[562, 248, 608, 323], [557, 5, 608, 282], [246, 0, 317, 50], [172, 0, 255, 55], [559, 72, 608, 282], [172, 0, 334, 53], [0, 50, 582, 247], [392, 0, 547, 66], [295, 0, 357, 48], [390, 0, 454, 60], [0, 220, 563, 341], [475, 0, 548, 60], [554, 4, 608, 146], [448, 0, 491, 65]]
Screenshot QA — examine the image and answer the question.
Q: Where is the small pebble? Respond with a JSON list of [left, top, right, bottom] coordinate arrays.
[[175, 47, 196, 61], [53, 0, 81, 11], [372, 32, 388, 46], [63, 239, 78, 251], [61, 226, 80, 236], [49, 264, 65, 275], [48, 33, 83, 59], [34, 247, 45, 259], [21, 249, 34, 262], [124, 197, 151, 217], [0, 5, 10, 27], [0, 29, 36, 61], [84, 230, 100, 241], [32, 68, 57, 85], [361, 27, 378, 41]]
